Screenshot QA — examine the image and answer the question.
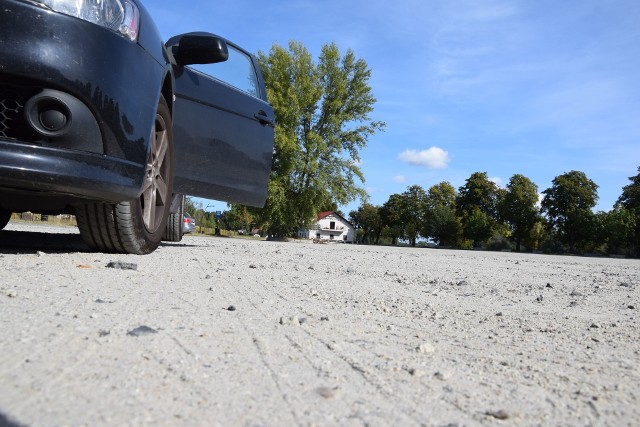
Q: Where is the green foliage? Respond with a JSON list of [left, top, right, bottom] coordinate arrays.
[[617, 166, 640, 211], [541, 170, 599, 252], [596, 207, 637, 255], [617, 166, 640, 254], [428, 204, 461, 247], [456, 172, 501, 220], [525, 220, 549, 252], [184, 197, 197, 216], [498, 174, 540, 251], [349, 203, 382, 244], [379, 194, 404, 245], [426, 181, 457, 209], [424, 182, 459, 246], [487, 233, 513, 251], [248, 41, 384, 237], [456, 172, 501, 246], [465, 208, 494, 247], [400, 185, 427, 246]]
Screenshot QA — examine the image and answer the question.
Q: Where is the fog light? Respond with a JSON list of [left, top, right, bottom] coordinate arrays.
[[25, 93, 72, 137], [39, 108, 68, 132]]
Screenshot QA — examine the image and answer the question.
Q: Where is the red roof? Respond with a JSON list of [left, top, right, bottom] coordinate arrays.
[[317, 211, 334, 220]]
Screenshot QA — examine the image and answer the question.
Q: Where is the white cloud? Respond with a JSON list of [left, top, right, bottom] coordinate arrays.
[[393, 175, 406, 183], [489, 176, 503, 187], [398, 147, 450, 169]]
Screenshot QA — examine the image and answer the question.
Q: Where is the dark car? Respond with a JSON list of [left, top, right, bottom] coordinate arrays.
[[0, 0, 274, 254]]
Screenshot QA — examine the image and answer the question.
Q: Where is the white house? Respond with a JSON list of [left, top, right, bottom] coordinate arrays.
[[298, 211, 355, 243]]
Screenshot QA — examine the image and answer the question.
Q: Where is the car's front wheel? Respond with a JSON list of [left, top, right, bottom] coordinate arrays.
[[76, 95, 174, 254]]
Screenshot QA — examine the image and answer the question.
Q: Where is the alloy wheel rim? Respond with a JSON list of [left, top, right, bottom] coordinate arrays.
[[140, 112, 169, 232]]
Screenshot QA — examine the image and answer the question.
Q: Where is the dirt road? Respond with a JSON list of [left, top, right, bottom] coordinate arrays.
[[1, 222, 638, 426]]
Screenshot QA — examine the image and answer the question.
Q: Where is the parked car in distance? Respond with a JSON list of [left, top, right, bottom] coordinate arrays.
[[183, 213, 195, 234], [0, 0, 274, 254]]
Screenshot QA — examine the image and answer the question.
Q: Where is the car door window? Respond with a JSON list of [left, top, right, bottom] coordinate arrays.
[[190, 45, 260, 98]]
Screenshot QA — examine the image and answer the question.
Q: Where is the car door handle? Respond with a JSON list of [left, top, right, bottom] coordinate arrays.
[[254, 111, 274, 126]]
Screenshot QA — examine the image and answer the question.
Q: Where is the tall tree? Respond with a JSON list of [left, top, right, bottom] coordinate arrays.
[[380, 194, 404, 245], [541, 170, 599, 252], [349, 203, 381, 244], [456, 172, 501, 246], [498, 174, 540, 251], [424, 182, 459, 246], [426, 181, 457, 209], [602, 205, 638, 255], [400, 185, 427, 246], [617, 166, 640, 255], [428, 205, 461, 247], [250, 41, 384, 236]]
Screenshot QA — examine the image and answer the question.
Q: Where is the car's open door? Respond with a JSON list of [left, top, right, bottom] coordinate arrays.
[[168, 33, 274, 207]]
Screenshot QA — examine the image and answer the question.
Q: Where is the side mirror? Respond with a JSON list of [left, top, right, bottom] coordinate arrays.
[[166, 32, 229, 66]]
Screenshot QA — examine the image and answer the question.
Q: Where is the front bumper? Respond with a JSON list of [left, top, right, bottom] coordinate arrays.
[[0, 0, 166, 203], [0, 141, 143, 202]]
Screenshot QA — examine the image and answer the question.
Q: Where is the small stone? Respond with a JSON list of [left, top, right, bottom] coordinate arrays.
[[628, 305, 636, 310], [536, 295, 543, 302], [36, 251, 46, 257], [590, 323, 600, 329], [249, 264, 257, 269], [227, 305, 236, 311], [433, 371, 447, 380], [546, 283, 553, 288], [89, 313, 98, 319], [99, 329, 111, 337], [5, 290, 17, 298], [320, 316, 329, 321], [457, 280, 469, 286], [126, 325, 158, 337], [316, 387, 338, 399], [495, 312, 503, 317], [106, 261, 137, 271], [486, 409, 509, 420]]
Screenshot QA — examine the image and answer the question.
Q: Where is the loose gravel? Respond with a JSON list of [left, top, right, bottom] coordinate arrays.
[[0, 222, 638, 426]]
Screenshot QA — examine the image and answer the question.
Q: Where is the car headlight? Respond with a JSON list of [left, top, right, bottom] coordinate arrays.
[[37, 0, 140, 41]]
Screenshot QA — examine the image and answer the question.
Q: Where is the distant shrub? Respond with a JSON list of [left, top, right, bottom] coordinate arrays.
[[540, 237, 566, 254], [487, 234, 512, 251]]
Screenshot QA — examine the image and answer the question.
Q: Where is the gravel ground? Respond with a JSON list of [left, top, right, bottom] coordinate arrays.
[[0, 222, 639, 426]]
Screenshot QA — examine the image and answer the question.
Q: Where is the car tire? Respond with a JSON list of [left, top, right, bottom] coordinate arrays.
[[163, 194, 184, 242], [0, 210, 12, 230], [76, 95, 174, 254]]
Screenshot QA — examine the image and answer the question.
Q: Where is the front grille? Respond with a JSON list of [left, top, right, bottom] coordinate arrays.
[[0, 83, 40, 141]]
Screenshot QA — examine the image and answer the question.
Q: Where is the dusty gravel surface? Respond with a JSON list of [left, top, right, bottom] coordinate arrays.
[[0, 222, 639, 426]]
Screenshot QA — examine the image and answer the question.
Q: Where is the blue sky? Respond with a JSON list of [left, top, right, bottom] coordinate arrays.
[[144, 0, 640, 214]]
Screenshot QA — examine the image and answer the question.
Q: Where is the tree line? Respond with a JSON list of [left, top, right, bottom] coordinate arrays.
[[349, 169, 640, 257], [207, 40, 639, 257]]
